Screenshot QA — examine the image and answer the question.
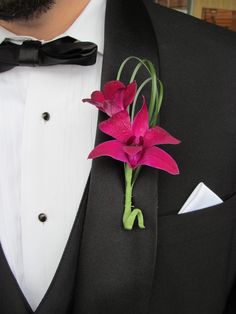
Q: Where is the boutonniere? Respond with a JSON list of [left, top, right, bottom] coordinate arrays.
[[83, 57, 181, 230]]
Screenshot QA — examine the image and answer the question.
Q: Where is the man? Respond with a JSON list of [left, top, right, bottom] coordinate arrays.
[[0, 0, 235, 313]]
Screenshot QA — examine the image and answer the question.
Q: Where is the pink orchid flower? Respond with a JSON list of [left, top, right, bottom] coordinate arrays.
[[88, 101, 180, 174], [82, 80, 137, 117]]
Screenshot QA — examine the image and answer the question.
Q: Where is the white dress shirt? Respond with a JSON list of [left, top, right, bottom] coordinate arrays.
[[0, 0, 106, 311]]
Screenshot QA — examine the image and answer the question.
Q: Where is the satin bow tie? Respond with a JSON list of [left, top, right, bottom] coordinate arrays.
[[0, 36, 98, 73]]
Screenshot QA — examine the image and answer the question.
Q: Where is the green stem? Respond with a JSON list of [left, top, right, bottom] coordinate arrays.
[[116, 57, 162, 128], [123, 165, 145, 230], [123, 165, 133, 220], [131, 166, 142, 189], [116, 56, 152, 81], [129, 62, 143, 83], [116, 57, 164, 230]]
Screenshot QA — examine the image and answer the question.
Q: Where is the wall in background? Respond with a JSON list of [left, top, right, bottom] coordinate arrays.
[[155, 0, 236, 31], [191, 0, 236, 31], [155, 0, 189, 13]]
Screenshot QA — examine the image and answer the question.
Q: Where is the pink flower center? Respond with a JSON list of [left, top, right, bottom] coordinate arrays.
[[122, 135, 145, 168], [126, 135, 144, 146]]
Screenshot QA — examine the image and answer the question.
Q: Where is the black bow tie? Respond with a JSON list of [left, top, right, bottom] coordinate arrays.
[[0, 36, 98, 73]]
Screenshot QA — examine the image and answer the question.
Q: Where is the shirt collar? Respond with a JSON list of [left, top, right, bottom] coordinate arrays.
[[0, 0, 106, 55]]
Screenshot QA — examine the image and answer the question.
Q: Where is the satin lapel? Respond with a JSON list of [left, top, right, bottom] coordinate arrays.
[[75, 0, 160, 313], [142, 1, 212, 216]]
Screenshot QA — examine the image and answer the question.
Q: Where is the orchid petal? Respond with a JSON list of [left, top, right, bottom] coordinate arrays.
[[139, 146, 180, 175], [82, 98, 105, 112], [99, 110, 132, 142], [88, 140, 129, 163], [91, 91, 105, 103], [82, 98, 98, 106], [100, 101, 112, 117], [144, 126, 181, 147], [132, 100, 149, 138], [103, 80, 125, 99], [82, 91, 105, 106], [112, 90, 126, 112], [123, 81, 137, 108]]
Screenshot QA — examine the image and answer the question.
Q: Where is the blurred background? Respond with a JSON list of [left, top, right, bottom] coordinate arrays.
[[155, 0, 236, 31]]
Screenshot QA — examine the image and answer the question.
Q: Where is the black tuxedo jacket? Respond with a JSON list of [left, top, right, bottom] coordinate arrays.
[[0, 1, 236, 314], [75, 1, 236, 313]]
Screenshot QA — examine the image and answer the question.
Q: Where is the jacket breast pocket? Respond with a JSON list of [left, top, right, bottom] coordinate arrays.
[[152, 193, 236, 314], [158, 192, 236, 245]]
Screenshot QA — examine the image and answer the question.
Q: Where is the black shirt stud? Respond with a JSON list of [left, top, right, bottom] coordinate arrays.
[[38, 213, 47, 223], [42, 112, 50, 121]]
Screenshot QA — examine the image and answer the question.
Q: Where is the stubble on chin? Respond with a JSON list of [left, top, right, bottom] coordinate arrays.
[[0, 0, 56, 22]]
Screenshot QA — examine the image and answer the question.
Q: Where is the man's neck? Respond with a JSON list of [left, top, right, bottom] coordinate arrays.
[[0, 0, 90, 40]]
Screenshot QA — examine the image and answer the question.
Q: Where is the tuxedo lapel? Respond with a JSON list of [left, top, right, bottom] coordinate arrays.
[[74, 1, 160, 313], [142, 1, 229, 216]]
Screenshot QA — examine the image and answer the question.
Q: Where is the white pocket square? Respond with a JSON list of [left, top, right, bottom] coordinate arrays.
[[178, 182, 223, 214]]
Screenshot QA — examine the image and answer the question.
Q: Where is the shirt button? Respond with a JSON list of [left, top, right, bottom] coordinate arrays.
[[38, 213, 47, 222], [42, 112, 50, 121]]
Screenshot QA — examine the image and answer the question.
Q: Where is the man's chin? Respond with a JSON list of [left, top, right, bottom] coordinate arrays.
[[0, 0, 55, 22]]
